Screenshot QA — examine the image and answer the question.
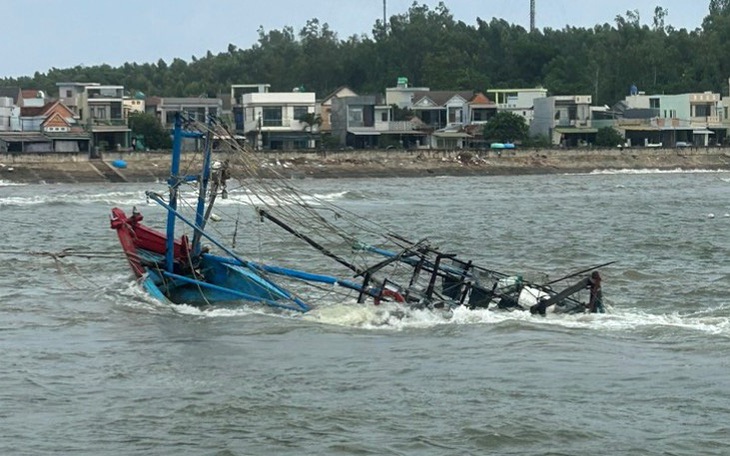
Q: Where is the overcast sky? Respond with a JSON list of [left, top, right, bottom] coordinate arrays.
[[0, 0, 711, 78]]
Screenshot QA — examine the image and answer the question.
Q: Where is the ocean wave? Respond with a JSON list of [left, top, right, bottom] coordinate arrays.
[[588, 168, 730, 175]]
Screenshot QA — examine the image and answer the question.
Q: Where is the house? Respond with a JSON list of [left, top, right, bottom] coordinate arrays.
[[319, 86, 358, 134], [144, 96, 223, 151], [618, 90, 725, 147], [410, 90, 477, 130], [56, 82, 131, 154], [408, 91, 496, 148], [20, 89, 48, 108], [230, 84, 270, 132], [145, 96, 222, 128], [329, 94, 428, 149], [123, 92, 146, 118], [0, 87, 21, 106], [242, 90, 317, 150], [487, 88, 547, 124], [1, 100, 90, 153], [0, 96, 20, 131], [530, 95, 595, 146], [385, 77, 430, 109]]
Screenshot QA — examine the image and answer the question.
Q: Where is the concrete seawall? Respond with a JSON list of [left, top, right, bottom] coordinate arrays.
[[2, 147, 730, 184]]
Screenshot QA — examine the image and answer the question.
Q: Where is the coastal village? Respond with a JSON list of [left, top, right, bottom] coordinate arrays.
[[1, 76, 730, 159]]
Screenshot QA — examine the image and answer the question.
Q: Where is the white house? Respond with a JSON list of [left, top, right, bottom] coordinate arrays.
[[242, 91, 317, 150]]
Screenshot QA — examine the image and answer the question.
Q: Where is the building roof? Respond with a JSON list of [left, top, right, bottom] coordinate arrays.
[[469, 92, 495, 106], [20, 100, 69, 117], [412, 91, 475, 107], [21, 89, 43, 99], [0, 133, 50, 142], [320, 86, 358, 104], [348, 128, 381, 136], [0, 87, 21, 104], [554, 127, 598, 134]]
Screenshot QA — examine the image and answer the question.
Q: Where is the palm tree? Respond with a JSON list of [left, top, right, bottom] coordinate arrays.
[[298, 112, 323, 149]]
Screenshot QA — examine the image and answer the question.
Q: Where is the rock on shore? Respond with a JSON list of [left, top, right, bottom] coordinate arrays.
[[2, 148, 730, 184]]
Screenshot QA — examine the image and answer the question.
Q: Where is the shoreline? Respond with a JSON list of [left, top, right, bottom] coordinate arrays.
[[2, 148, 730, 183]]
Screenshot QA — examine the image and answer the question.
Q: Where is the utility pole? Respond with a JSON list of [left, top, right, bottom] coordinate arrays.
[[530, 0, 536, 32], [383, 0, 387, 31]]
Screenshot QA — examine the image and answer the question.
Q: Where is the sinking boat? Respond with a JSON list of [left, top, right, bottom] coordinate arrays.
[[111, 114, 606, 315]]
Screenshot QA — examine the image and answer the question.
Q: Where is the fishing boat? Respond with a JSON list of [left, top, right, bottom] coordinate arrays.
[[110, 114, 606, 316]]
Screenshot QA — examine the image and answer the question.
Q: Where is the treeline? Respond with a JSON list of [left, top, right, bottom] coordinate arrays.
[[3, 1, 730, 105]]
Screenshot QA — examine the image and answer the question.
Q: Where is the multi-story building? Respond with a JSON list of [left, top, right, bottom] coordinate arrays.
[[1, 99, 89, 153], [530, 95, 595, 146], [145, 96, 222, 128], [242, 90, 317, 150], [619, 90, 725, 147], [319, 86, 358, 134], [56, 82, 130, 154], [385, 77, 430, 109], [230, 84, 270, 132], [487, 87, 547, 124], [123, 92, 146, 118]]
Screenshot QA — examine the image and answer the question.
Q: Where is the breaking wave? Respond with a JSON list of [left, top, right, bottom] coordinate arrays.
[[112, 279, 730, 338], [588, 168, 730, 175]]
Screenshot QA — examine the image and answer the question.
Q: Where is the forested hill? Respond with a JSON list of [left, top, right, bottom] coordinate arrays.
[[2, 1, 730, 105]]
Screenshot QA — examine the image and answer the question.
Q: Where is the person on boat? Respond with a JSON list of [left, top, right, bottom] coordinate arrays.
[[587, 271, 604, 313]]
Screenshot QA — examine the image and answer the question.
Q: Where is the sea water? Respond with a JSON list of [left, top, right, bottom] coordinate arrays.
[[1, 171, 729, 455]]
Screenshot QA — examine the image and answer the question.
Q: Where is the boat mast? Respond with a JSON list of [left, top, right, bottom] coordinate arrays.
[[165, 113, 184, 273], [191, 117, 214, 256]]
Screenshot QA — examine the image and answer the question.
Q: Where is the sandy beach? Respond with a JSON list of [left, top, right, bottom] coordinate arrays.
[[2, 147, 730, 183]]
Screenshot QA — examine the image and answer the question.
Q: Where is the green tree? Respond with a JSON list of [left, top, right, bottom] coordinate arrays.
[[128, 112, 172, 150], [482, 112, 528, 143], [297, 112, 323, 148], [595, 127, 624, 147]]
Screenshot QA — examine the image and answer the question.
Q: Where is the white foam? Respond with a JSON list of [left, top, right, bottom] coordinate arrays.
[[111, 280, 730, 337], [301, 300, 730, 337], [589, 168, 730, 176], [0, 190, 151, 207], [0, 180, 26, 187]]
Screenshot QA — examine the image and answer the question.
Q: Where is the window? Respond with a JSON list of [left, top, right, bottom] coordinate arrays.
[[66, 90, 72, 98], [448, 108, 462, 123], [650, 98, 660, 109], [262, 107, 282, 126], [695, 104, 712, 117], [293, 106, 308, 121], [381, 112, 388, 122], [348, 107, 364, 127]]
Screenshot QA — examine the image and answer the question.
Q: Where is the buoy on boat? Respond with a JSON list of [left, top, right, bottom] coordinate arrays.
[[112, 159, 127, 169], [210, 214, 222, 222]]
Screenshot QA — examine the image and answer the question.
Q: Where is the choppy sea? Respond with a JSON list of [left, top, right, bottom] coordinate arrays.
[[2, 169, 730, 455]]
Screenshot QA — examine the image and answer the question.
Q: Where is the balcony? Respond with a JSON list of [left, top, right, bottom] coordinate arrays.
[[244, 117, 305, 133], [690, 115, 720, 125], [88, 118, 129, 132], [375, 121, 414, 132]]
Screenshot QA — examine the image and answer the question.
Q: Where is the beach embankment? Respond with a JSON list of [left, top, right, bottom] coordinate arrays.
[[2, 147, 730, 184]]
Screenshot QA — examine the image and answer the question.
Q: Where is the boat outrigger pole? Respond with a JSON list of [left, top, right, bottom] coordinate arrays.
[[257, 208, 365, 276]]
